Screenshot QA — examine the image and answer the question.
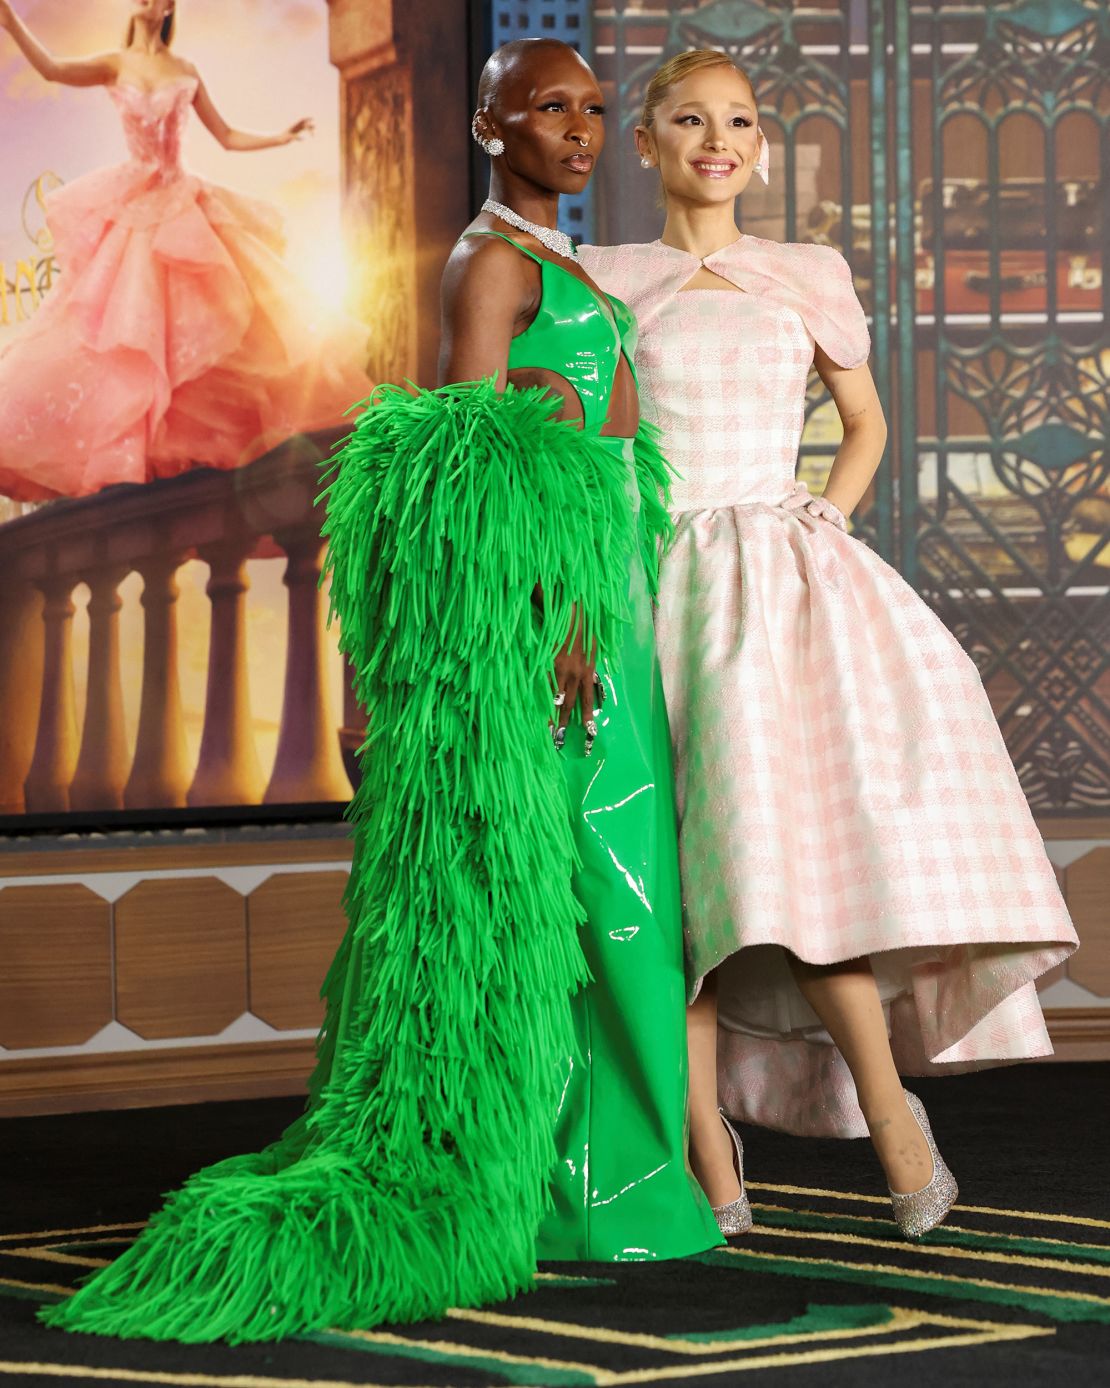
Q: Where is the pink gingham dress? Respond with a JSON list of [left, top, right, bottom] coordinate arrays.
[[578, 236, 1078, 1138]]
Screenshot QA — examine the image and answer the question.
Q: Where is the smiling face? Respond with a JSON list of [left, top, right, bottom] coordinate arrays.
[[637, 63, 761, 206], [478, 41, 606, 197]]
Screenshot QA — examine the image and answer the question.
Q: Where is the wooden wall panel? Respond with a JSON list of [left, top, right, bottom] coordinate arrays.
[[0, 837, 352, 877], [0, 1038, 315, 1118], [0, 884, 111, 1049], [114, 877, 247, 1039], [247, 871, 348, 1029], [1067, 847, 1110, 998]]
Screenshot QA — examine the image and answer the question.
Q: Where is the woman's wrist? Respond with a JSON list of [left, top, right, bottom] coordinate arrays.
[[807, 495, 849, 531]]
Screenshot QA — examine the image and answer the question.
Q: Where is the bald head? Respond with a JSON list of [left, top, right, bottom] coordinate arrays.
[[477, 37, 589, 111]]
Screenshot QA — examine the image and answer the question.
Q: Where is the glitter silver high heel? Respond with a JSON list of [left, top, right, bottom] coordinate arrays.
[[713, 1109, 753, 1236], [889, 1090, 958, 1239]]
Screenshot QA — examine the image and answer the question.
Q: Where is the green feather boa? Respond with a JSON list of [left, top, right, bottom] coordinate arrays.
[[40, 381, 671, 1344]]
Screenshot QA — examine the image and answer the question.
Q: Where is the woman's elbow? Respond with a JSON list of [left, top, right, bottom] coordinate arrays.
[[842, 407, 887, 452]]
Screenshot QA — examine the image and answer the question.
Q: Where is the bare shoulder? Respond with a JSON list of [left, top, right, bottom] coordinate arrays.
[[81, 49, 123, 74], [441, 231, 532, 315]]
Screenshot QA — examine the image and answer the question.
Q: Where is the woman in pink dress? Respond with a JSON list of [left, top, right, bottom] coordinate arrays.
[[0, 0, 368, 501], [579, 50, 1078, 1239]]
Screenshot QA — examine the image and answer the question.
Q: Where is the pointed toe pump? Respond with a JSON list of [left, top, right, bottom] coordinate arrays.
[[889, 1090, 959, 1239], [713, 1109, 754, 1236]]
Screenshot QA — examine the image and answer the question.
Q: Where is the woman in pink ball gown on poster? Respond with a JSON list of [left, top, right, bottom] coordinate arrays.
[[0, 0, 369, 502]]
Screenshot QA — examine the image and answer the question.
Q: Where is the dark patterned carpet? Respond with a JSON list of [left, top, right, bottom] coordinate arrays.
[[2, 1061, 1107, 1386]]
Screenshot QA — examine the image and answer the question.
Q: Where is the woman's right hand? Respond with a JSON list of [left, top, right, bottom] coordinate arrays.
[[552, 607, 601, 755]]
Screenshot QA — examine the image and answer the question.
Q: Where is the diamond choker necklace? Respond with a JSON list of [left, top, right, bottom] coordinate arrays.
[[481, 199, 576, 259]]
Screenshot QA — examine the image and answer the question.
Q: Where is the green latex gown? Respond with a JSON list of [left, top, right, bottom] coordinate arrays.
[[39, 233, 718, 1346], [544, 435, 719, 1259], [470, 232, 720, 1261]]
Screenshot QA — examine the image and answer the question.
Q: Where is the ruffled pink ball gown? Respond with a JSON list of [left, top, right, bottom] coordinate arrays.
[[579, 236, 1078, 1138], [0, 77, 369, 502]]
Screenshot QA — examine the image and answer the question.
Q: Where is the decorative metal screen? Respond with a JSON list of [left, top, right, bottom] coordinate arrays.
[[480, 1, 1109, 821]]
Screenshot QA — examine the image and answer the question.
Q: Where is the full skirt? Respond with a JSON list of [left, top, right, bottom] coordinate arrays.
[[656, 498, 1078, 1138]]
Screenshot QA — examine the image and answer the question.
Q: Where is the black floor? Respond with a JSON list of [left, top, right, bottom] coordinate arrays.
[[2, 1062, 1108, 1387]]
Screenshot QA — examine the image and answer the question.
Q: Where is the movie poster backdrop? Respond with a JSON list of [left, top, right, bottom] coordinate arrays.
[[0, 0, 370, 822]]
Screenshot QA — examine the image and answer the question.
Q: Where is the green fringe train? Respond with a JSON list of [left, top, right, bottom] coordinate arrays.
[[40, 379, 668, 1344]]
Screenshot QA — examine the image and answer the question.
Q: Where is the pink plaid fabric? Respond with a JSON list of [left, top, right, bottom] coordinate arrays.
[[579, 238, 1078, 1138]]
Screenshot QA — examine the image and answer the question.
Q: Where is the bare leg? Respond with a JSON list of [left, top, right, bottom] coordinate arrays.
[[687, 972, 741, 1206], [787, 954, 932, 1194]]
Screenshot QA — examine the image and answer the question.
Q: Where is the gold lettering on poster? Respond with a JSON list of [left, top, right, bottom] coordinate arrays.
[[22, 170, 61, 251], [2, 172, 63, 325], [29, 173, 59, 252], [0, 255, 58, 325]]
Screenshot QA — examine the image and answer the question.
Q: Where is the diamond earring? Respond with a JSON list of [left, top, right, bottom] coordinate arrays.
[[471, 117, 505, 158]]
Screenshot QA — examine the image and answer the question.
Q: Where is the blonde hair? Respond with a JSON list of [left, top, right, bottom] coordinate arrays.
[[640, 48, 754, 129], [124, 8, 176, 48]]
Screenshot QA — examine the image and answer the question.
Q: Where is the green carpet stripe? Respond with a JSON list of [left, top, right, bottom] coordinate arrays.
[[535, 1275, 618, 1289], [755, 1207, 1110, 1266], [311, 1329, 597, 1386], [697, 1249, 1110, 1324], [673, 1302, 896, 1344], [0, 1285, 64, 1306]]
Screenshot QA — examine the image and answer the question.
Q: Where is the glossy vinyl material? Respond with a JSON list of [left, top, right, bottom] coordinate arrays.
[[537, 436, 723, 1262], [463, 229, 636, 430], [464, 231, 720, 1260]]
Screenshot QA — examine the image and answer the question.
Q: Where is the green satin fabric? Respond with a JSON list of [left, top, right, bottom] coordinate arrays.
[[537, 436, 723, 1262]]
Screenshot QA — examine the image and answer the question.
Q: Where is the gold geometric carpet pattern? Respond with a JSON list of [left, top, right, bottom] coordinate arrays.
[[4, 1177, 1109, 1385]]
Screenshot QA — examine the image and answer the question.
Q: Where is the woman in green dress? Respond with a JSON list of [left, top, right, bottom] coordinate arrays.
[[41, 37, 718, 1346]]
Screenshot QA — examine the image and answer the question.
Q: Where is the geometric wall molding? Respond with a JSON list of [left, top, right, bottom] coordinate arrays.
[[1065, 847, 1110, 998], [1, 825, 1106, 1113], [115, 876, 248, 1040], [0, 836, 353, 879], [0, 1036, 317, 1118], [248, 871, 348, 1030], [0, 883, 112, 1050]]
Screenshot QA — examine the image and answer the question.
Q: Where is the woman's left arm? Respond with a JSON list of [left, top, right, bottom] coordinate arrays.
[[812, 344, 889, 520], [192, 75, 313, 151]]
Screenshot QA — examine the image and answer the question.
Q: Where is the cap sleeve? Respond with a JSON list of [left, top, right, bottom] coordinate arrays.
[[801, 245, 871, 369], [701, 237, 871, 369]]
